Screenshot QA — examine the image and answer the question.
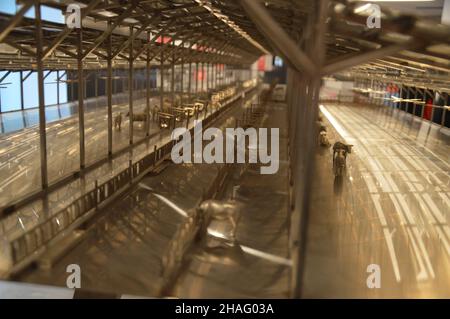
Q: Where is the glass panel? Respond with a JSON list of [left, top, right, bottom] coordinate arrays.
[[59, 72, 68, 104], [0, 0, 17, 15], [0, 71, 20, 112], [25, 5, 64, 24], [0, 70, 42, 206], [46, 71, 79, 183], [44, 71, 58, 106], [85, 70, 108, 166], [113, 67, 131, 153], [23, 72, 39, 109]]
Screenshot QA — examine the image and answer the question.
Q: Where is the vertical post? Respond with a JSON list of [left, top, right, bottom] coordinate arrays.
[[171, 46, 175, 108], [94, 72, 98, 98], [0, 83, 3, 111], [188, 61, 192, 100], [210, 63, 214, 90], [420, 89, 425, 118], [35, 3, 48, 188], [206, 63, 209, 92], [412, 88, 418, 118], [224, 64, 227, 85], [180, 58, 184, 106], [222, 64, 228, 85], [293, 0, 329, 298], [56, 70, 60, 105], [77, 27, 86, 170], [129, 26, 134, 145], [146, 31, 151, 136], [107, 22, 113, 157], [70, 72, 75, 102], [114, 69, 117, 95], [84, 72, 88, 99], [195, 62, 199, 94], [160, 45, 164, 111], [201, 62, 204, 93], [406, 87, 410, 113], [20, 71, 25, 109], [214, 63, 217, 89], [210, 63, 213, 89], [441, 94, 447, 127]]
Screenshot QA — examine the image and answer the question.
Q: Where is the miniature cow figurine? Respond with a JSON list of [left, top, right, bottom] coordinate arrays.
[[152, 105, 160, 122], [126, 111, 149, 124], [198, 199, 241, 243], [114, 112, 122, 130]]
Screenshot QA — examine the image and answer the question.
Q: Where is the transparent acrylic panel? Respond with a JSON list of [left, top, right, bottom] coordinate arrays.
[[113, 67, 132, 153], [46, 71, 80, 183], [85, 70, 109, 166], [0, 125, 42, 208]]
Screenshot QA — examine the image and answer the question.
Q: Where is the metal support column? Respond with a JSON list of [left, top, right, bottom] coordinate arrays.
[[292, 0, 329, 298], [214, 63, 217, 89], [20, 71, 25, 109], [145, 31, 151, 136], [160, 47, 164, 111], [56, 70, 60, 105], [94, 73, 98, 98], [107, 22, 113, 157], [129, 26, 134, 145], [201, 62, 204, 92], [180, 58, 184, 105], [215, 64, 218, 88], [77, 27, 86, 170], [206, 63, 209, 92], [195, 62, 199, 94], [171, 47, 175, 108], [35, 3, 48, 188], [188, 62, 192, 100]]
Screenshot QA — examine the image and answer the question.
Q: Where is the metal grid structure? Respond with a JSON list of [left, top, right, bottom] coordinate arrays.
[[0, 0, 449, 298], [0, 0, 264, 214]]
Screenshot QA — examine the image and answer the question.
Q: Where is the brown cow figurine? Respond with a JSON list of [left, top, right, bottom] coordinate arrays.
[[114, 112, 122, 131], [126, 111, 149, 125]]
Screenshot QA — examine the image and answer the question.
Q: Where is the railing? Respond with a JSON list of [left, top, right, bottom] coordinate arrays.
[[319, 94, 355, 104], [1, 82, 258, 277]]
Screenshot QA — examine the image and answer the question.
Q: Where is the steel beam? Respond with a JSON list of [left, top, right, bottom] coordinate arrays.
[[0, 0, 34, 43], [180, 57, 184, 105], [35, 2, 48, 189], [20, 71, 24, 110], [56, 70, 60, 105], [240, 0, 316, 76], [77, 28, 86, 170], [188, 62, 192, 100], [145, 31, 151, 137], [171, 44, 175, 108], [129, 26, 134, 145], [160, 42, 164, 111], [82, 2, 139, 60], [322, 41, 422, 76], [201, 62, 204, 92], [107, 23, 113, 157], [131, 20, 177, 60], [43, 0, 102, 60], [195, 62, 199, 94]]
